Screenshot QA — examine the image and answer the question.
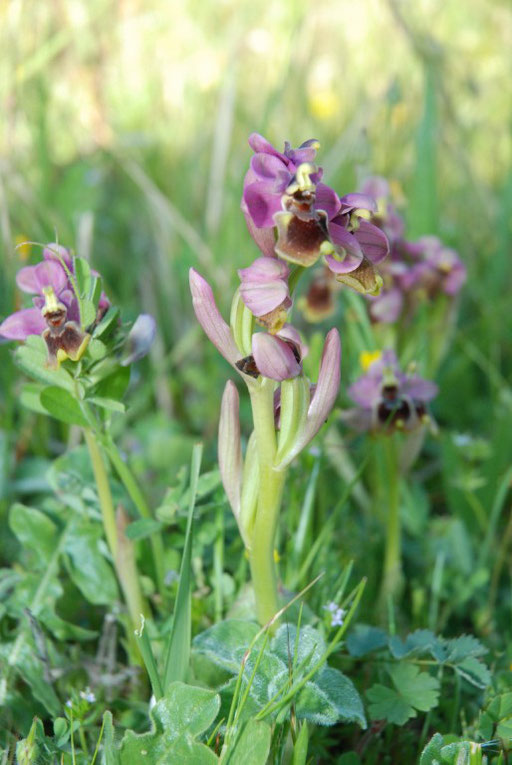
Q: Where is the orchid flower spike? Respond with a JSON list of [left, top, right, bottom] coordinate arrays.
[[343, 350, 438, 434]]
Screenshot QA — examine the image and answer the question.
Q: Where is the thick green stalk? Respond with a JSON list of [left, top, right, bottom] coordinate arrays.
[[84, 429, 118, 559], [248, 379, 287, 626], [83, 429, 148, 631]]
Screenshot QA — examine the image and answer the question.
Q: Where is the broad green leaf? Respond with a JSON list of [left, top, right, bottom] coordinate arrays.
[[3, 640, 61, 717], [366, 683, 413, 726], [81, 298, 97, 329], [293, 668, 366, 728], [244, 651, 287, 708], [87, 396, 126, 413], [46, 445, 95, 496], [443, 635, 487, 663], [93, 306, 120, 339], [193, 620, 260, 674], [15, 336, 74, 392], [9, 503, 57, 564], [40, 386, 89, 426], [74, 256, 92, 297], [367, 663, 440, 725], [64, 519, 118, 605], [119, 682, 219, 764], [454, 656, 491, 689], [420, 732, 444, 765], [272, 624, 326, 671], [40, 610, 97, 641], [224, 719, 271, 765], [94, 364, 130, 401], [388, 629, 439, 659], [88, 338, 108, 360], [497, 716, 512, 740], [19, 383, 48, 415], [346, 624, 388, 658], [125, 518, 164, 541]]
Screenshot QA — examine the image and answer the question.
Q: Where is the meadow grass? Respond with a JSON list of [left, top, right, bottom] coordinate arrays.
[[0, 1, 511, 761]]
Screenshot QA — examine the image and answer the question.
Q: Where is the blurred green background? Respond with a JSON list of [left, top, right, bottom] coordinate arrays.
[[0, 0, 510, 444], [1, 4, 512, 745]]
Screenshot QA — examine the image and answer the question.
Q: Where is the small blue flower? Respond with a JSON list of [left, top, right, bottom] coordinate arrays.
[[323, 602, 346, 627]]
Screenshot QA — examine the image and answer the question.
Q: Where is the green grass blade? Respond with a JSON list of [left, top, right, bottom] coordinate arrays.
[[163, 442, 203, 692], [135, 615, 164, 701]]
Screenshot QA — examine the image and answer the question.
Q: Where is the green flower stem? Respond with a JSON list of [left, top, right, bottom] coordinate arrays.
[[248, 378, 287, 627], [84, 429, 118, 559], [380, 436, 403, 604], [102, 435, 166, 597], [83, 428, 149, 632]]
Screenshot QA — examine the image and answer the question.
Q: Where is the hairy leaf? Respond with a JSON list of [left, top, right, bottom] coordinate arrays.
[[118, 682, 219, 764]]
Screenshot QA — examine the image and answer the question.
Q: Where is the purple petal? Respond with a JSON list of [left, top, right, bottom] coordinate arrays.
[[306, 328, 341, 430], [248, 133, 287, 163], [0, 307, 46, 340], [339, 193, 377, 213], [325, 222, 363, 273], [242, 211, 276, 257], [43, 243, 73, 269], [402, 377, 438, 402], [252, 332, 301, 381], [16, 260, 68, 296], [239, 256, 289, 284], [367, 287, 403, 323], [277, 323, 308, 360], [285, 138, 320, 165], [243, 181, 285, 228], [348, 373, 383, 408], [240, 281, 289, 317], [315, 183, 341, 220], [239, 257, 290, 317], [360, 176, 390, 200], [444, 260, 467, 294], [353, 220, 389, 265], [218, 380, 242, 518], [189, 269, 240, 365], [250, 153, 289, 182]]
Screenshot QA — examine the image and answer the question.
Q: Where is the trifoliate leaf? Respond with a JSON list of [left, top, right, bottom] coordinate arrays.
[[442, 635, 487, 663], [367, 663, 440, 725], [454, 656, 491, 689], [388, 630, 439, 659], [366, 684, 413, 726]]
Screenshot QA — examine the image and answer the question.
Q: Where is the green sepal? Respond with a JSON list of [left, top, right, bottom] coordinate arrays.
[[275, 376, 310, 465], [230, 289, 254, 357], [239, 431, 259, 546]]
